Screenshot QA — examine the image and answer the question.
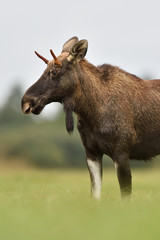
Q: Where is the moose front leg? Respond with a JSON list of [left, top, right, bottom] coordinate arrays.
[[114, 152, 132, 198], [87, 156, 102, 200]]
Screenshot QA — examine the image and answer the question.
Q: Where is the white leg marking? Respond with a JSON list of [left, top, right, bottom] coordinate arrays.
[[114, 162, 118, 171], [87, 158, 102, 199]]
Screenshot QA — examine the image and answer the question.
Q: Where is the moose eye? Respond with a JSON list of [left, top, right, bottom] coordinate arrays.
[[49, 69, 58, 78]]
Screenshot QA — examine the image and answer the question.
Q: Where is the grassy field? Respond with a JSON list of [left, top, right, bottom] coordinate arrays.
[[0, 168, 160, 240]]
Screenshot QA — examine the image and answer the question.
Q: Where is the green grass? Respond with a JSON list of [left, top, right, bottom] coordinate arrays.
[[0, 168, 160, 240]]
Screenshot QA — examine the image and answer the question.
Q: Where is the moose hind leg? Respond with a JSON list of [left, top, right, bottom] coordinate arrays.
[[87, 157, 102, 200], [114, 153, 132, 198]]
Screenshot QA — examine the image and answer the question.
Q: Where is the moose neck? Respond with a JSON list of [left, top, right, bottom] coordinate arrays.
[[75, 60, 104, 116], [63, 60, 105, 133]]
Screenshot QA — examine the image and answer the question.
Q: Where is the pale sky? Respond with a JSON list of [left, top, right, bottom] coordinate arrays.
[[1, 0, 160, 117]]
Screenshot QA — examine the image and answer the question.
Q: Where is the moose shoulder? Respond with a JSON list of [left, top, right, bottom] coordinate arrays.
[[21, 36, 160, 199]]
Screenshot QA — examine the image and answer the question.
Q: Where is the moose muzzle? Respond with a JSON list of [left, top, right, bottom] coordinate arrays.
[[21, 95, 43, 115]]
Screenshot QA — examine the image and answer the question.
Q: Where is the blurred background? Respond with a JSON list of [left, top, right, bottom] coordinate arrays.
[[1, 0, 160, 169]]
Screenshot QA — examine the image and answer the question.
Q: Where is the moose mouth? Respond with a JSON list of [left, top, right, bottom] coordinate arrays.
[[32, 105, 44, 115]]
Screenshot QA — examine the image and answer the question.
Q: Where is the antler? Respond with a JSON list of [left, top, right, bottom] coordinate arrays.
[[35, 50, 62, 66], [50, 49, 62, 66], [35, 51, 49, 64]]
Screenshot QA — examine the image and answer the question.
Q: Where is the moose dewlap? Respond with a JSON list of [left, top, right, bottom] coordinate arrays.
[[21, 36, 160, 199]]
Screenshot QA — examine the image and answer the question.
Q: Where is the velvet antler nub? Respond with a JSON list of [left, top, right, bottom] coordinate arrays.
[[35, 51, 49, 64], [50, 49, 62, 66]]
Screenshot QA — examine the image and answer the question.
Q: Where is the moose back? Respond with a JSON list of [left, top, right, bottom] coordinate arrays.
[[21, 37, 160, 199]]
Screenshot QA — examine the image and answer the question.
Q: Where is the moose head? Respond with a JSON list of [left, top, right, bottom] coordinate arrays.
[[21, 37, 88, 117]]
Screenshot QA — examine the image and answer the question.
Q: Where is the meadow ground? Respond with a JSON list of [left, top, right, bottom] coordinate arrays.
[[0, 167, 160, 240]]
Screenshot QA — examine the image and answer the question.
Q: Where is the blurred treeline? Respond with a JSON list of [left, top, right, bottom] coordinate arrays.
[[0, 84, 159, 169], [0, 84, 86, 168]]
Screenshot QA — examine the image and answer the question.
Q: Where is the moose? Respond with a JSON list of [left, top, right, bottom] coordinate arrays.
[[21, 36, 160, 199]]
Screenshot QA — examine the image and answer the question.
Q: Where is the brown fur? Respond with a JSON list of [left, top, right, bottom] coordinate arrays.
[[64, 61, 160, 160]]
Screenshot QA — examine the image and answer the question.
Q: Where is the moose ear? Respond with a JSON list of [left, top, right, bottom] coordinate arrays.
[[67, 40, 88, 63], [62, 36, 79, 53]]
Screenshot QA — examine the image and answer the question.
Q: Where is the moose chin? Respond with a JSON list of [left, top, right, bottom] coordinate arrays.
[[22, 36, 160, 199]]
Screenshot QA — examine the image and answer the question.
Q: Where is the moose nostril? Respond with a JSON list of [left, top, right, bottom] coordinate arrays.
[[25, 106, 31, 114], [22, 102, 32, 114]]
